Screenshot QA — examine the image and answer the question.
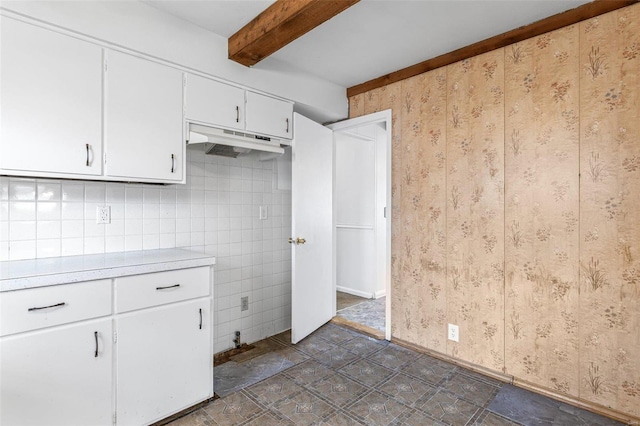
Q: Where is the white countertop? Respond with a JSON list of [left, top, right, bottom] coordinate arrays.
[[0, 249, 216, 292]]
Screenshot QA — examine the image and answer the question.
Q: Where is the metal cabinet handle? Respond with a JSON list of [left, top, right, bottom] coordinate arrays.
[[94, 331, 99, 358], [28, 302, 66, 312], [156, 284, 180, 290], [236, 106, 240, 123], [286, 118, 289, 133], [170, 154, 176, 173], [199, 308, 203, 330], [85, 144, 91, 166]]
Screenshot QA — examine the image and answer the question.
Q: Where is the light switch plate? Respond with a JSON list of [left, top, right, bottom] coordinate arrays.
[[259, 206, 268, 220]]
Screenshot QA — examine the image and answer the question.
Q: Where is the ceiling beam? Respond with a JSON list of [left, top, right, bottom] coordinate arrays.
[[229, 0, 360, 67], [347, 0, 638, 97]]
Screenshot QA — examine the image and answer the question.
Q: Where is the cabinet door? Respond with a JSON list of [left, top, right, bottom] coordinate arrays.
[[105, 50, 184, 183], [117, 299, 212, 425], [185, 74, 245, 131], [245, 91, 293, 140], [0, 17, 103, 177], [0, 319, 113, 426]]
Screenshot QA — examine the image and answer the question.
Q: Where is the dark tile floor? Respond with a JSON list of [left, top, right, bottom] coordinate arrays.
[[169, 323, 624, 426]]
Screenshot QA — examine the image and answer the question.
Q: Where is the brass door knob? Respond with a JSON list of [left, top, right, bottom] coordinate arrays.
[[296, 237, 306, 245]]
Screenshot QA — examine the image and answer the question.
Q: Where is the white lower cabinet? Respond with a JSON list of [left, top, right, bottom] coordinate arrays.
[[0, 265, 213, 426], [117, 299, 212, 425], [0, 319, 113, 426]]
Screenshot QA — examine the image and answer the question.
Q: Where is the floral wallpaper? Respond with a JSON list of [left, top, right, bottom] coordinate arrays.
[[348, 3, 640, 421], [446, 49, 505, 370], [579, 6, 640, 417], [504, 25, 581, 397]]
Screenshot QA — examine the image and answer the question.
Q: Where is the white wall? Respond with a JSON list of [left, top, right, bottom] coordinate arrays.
[[0, 150, 292, 353], [335, 128, 389, 299], [0, 0, 347, 124]]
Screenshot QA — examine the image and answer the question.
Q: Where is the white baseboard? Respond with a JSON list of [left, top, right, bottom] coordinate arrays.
[[336, 285, 374, 299], [374, 289, 386, 299]]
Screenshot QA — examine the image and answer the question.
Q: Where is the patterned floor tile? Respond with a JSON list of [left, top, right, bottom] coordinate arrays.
[[456, 367, 507, 388], [391, 408, 447, 426], [294, 336, 341, 358], [243, 410, 295, 426], [306, 372, 369, 408], [167, 324, 623, 426], [342, 336, 388, 357], [472, 410, 524, 426], [273, 346, 311, 365], [399, 355, 456, 386], [214, 352, 296, 397], [271, 389, 336, 425], [376, 373, 438, 407], [285, 360, 336, 385], [346, 390, 411, 426], [415, 390, 481, 425], [201, 391, 263, 425], [367, 344, 421, 370], [311, 324, 360, 345], [165, 408, 213, 426], [339, 359, 396, 388], [314, 346, 360, 369], [316, 410, 367, 425], [245, 374, 304, 407], [440, 372, 501, 406], [487, 384, 624, 426]]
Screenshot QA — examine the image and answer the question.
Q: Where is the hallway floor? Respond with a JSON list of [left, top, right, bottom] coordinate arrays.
[[167, 323, 621, 426], [336, 292, 386, 334]]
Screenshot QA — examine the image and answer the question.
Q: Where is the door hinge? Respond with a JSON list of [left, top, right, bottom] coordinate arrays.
[[104, 59, 108, 72], [383, 207, 387, 218], [113, 412, 117, 425], [103, 152, 107, 165], [113, 331, 117, 344]]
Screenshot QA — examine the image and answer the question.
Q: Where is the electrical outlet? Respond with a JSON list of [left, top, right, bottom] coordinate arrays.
[[448, 324, 459, 342], [241, 296, 249, 311], [96, 206, 111, 224]]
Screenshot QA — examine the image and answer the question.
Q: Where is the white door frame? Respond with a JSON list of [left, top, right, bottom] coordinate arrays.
[[328, 109, 392, 340]]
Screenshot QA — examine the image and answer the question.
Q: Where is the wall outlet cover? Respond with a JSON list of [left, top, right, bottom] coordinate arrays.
[[448, 323, 459, 342], [96, 206, 111, 224], [241, 296, 249, 311]]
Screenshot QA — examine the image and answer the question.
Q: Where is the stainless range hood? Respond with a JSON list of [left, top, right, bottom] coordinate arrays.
[[187, 123, 285, 158]]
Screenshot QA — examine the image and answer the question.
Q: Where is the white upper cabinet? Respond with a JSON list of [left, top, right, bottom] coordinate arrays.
[[245, 91, 294, 140], [185, 74, 245, 131], [105, 50, 184, 183], [0, 16, 103, 177], [185, 74, 294, 141]]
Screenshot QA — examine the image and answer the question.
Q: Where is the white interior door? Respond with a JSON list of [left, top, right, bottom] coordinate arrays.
[[291, 113, 334, 344]]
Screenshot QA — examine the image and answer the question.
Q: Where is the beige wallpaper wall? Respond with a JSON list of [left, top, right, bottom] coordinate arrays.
[[349, 4, 640, 419]]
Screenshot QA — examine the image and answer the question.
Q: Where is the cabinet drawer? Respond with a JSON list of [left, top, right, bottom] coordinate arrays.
[[0, 280, 112, 336], [115, 267, 210, 313]]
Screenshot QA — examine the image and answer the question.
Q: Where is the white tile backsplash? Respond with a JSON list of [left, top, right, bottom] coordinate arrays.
[[0, 150, 292, 353]]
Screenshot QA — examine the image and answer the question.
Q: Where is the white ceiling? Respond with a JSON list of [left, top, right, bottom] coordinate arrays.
[[144, 0, 591, 89]]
